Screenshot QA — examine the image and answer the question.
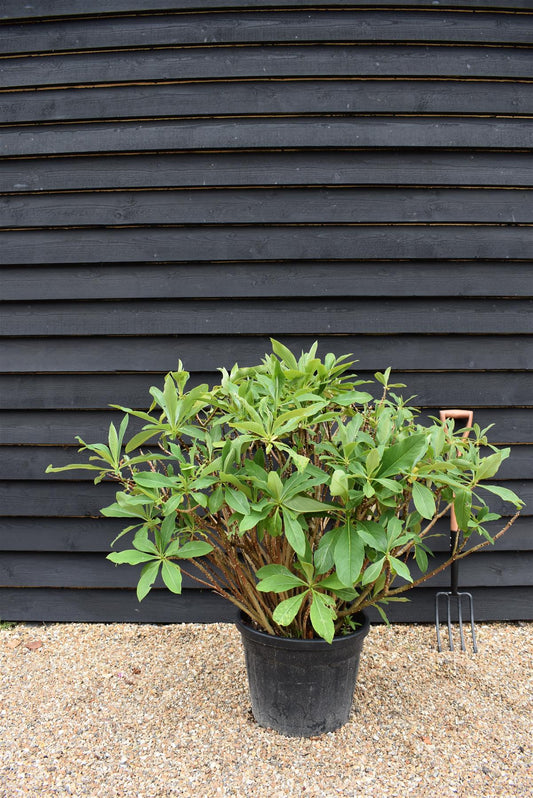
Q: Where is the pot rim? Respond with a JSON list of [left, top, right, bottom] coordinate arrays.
[[236, 610, 370, 651]]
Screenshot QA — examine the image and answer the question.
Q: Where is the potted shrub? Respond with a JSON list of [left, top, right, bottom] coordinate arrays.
[[47, 341, 522, 736]]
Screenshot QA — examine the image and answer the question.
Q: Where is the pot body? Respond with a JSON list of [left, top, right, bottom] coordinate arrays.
[[236, 612, 370, 737]]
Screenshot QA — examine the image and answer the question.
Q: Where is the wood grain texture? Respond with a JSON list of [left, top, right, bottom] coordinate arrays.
[[3, 118, 533, 159], [4, 444, 528, 481], [4, 80, 533, 125], [2, 334, 531, 371], [1, 514, 529, 552], [3, 10, 533, 55], [0, 586, 530, 624], [1, 550, 530, 589], [1, 298, 531, 335], [0, 479, 528, 518], [0, 370, 532, 409], [1, 1, 530, 21], [3, 408, 528, 446], [2, 188, 533, 228], [2, 263, 532, 302], [2, 152, 533, 193], [2, 226, 533, 264], [3, 45, 532, 91], [0, 587, 238, 624]]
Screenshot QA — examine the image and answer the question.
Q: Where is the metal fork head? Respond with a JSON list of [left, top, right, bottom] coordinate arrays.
[[435, 590, 478, 653]]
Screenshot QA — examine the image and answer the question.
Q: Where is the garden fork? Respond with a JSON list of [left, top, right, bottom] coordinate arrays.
[[435, 409, 478, 654]]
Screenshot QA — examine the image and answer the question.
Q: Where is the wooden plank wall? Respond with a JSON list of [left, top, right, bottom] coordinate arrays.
[[0, 0, 531, 623]]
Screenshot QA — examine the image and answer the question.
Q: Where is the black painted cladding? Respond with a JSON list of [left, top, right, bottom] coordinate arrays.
[[1, 1, 532, 623]]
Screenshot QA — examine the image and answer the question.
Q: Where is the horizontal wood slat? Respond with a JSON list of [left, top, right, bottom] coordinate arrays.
[[5, 444, 528, 481], [1, 298, 531, 335], [3, 118, 533, 159], [1, 515, 529, 553], [2, 152, 533, 193], [4, 80, 533, 125], [3, 10, 533, 56], [4, 46, 532, 91], [3, 409, 527, 446], [2, 1, 530, 21], [2, 265, 533, 302], [2, 585, 530, 624], [0, 480, 529, 518], [0, 371, 531, 410], [2, 188, 533, 228], [0, 586, 238, 624], [2, 335, 532, 371], [1, 551, 530, 589], [0, 518, 122, 552], [3, 226, 533, 265]]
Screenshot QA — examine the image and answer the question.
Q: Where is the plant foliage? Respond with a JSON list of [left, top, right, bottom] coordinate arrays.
[[47, 341, 522, 642]]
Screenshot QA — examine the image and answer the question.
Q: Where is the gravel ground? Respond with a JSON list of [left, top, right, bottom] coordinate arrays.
[[1, 620, 531, 798]]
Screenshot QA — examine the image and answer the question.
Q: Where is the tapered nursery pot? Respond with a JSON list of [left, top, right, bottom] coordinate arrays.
[[236, 612, 370, 737]]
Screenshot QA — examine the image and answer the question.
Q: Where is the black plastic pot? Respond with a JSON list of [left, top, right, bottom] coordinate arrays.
[[236, 612, 370, 737]]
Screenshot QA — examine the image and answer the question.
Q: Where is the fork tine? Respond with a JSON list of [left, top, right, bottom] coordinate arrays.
[[446, 594, 455, 652], [465, 592, 478, 654], [457, 594, 466, 652]]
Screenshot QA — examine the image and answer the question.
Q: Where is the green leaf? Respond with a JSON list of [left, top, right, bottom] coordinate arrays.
[[173, 540, 213, 559], [297, 559, 315, 583], [411, 481, 436, 520], [388, 556, 413, 583], [475, 451, 505, 482], [415, 546, 429, 573], [107, 549, 157, 566], [361, 557, 386, 586], [366, 448, 381, 477], [335, 391, 373, 406], [479, 484, 524, 508], [453, 488, 472, 531], [225, 487, 250, 516], [161, 494, 183, 515], [257, 573, 308, 593], [283, 495, 336, 514], [272, 593, 306, 626], [163, 374, 179, 425], [108, 422, 119, 464], [378, 434, 428, 479], [132, 528, 159, 555], [102, 501, 149, 520], [161, 560, 183, 594], [46, 463, 104, 474], [330, 469, 349, 500], [267, 471, 284, 500], [310, 592, 336, 643], [317, 574, 357, 602], [314, 527, 341, 575], [256, 564, 293, 579], [133, 471, 178, 489], [125, 428, 160, 453], [273, 403, 325, 434], [334, 524, 365, 586], [137, 560, 161, 601], [282, 510, 307, 557], [207, 485, 224, 513], [270, 338, 299, 370], [357, 521, 388, 553], [239, 511, 268, 533]]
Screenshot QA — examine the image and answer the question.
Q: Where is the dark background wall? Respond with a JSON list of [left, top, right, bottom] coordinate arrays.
[[0, 0, 531, 623]]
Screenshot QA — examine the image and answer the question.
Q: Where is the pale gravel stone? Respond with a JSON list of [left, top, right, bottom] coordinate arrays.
[[0, 621, 531, 798]]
